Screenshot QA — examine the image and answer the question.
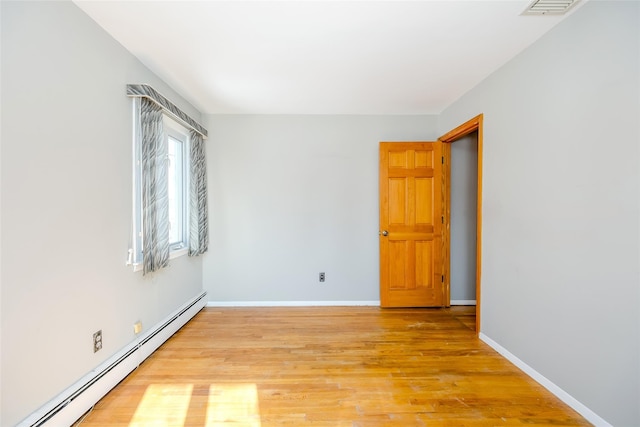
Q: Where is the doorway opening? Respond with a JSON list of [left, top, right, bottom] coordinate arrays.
[[450, 131, 478, 306], [439, 114, 483, 334]]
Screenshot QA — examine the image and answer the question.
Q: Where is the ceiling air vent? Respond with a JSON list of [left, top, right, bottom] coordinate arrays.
[[522, 0, 580, 15]]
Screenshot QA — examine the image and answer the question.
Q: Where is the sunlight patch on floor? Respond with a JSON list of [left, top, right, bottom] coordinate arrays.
[[129, 383, 193, 427], [207, 383, 261, 427], [128, 383, 261, 427]]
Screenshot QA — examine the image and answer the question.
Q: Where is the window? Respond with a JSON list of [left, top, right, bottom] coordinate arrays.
[[129, 101, 190, 272], [126, 84, 208, 274]]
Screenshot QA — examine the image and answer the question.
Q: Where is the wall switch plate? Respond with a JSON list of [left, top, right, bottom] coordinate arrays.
[[133, 321, 143, 335], [93, 330, 103, 353], [319, 272, 325, 282]]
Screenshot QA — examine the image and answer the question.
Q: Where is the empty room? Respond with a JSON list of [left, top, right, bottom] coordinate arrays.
[[1, 0, 638, 426]]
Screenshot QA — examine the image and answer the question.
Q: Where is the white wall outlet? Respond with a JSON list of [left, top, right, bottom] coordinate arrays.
[[133, 321, 143, 335]]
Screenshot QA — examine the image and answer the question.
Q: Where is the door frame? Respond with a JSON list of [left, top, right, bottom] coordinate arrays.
[[438, 114, 483, 334]]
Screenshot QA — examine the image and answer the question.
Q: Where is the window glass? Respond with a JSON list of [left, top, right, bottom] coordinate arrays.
[[167, 133, 186, 248]]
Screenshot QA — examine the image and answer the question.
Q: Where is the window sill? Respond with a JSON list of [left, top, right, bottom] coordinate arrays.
[[170, 247, 188, 260], [129, 247, 188, 273]]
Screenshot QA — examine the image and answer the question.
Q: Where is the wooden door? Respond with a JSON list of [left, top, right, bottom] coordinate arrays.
[[379, 142, 445, 307]]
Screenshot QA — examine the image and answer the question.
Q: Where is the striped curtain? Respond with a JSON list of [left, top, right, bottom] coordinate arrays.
[[189, 130, 209, 256], [140, 98, 170, 274]]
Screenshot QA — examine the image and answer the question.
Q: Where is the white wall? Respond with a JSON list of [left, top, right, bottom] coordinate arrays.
[[203, 115, 437, 302], [449, 133, 478, 302], [1, 2, 204, 425], [439, 2, 639, 425]]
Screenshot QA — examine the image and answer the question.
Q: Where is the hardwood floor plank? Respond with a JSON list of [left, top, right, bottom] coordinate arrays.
[[75, 306, 590, 426]]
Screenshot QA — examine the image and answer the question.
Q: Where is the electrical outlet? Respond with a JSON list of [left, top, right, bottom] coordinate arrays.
[[93, 330, 103, 353], [319, 272, 325, 282]]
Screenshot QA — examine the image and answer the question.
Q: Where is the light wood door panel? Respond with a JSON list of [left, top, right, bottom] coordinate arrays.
[[380, 142, 445, 307]]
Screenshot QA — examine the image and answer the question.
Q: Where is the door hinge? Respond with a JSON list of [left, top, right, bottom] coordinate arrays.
[[441, 156, 444, 164], [441, 275, 444, 282], [441, 216, 444, 224]]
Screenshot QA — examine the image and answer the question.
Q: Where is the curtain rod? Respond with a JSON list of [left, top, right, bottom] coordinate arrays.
[[126, 84, 208, 139]]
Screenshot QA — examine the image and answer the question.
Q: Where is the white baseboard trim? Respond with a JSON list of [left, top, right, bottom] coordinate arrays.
[[17, 291, 208, 427], [207, 300, 380, 307], [450, 300, 476, 305], [479, 333, 612, 427]]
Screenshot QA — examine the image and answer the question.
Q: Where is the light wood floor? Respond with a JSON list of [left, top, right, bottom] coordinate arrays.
[[76, 306, 590, 426]]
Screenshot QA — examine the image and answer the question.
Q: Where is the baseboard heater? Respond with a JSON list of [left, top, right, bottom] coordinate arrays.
[[17, 291, 208, 427]]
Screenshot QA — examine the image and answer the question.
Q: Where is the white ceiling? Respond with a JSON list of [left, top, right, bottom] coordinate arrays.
[[73, 0, 583, 115]]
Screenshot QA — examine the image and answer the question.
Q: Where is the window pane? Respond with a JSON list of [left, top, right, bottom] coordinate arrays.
[[168, 135, 184, 246]]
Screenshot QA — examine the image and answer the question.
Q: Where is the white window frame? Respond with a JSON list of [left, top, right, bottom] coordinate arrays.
[[128, 99, 191, 272]]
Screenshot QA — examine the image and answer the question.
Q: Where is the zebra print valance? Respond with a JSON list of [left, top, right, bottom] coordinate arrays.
[[127, 84, 208, 139]]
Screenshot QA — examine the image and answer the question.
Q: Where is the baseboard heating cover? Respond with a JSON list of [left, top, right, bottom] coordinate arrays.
[[17, 291, 208, 427]]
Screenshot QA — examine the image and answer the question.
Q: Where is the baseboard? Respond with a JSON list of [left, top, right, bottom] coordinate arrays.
[[479, 333, 612, 427], [450, 300, 476, 305], [17, 291, 208, 427], [207, 300, 380, 307], [207, 301, 476, 307]]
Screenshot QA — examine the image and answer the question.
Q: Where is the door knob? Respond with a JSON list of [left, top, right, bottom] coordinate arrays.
[[380, 230, 389, 236]]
